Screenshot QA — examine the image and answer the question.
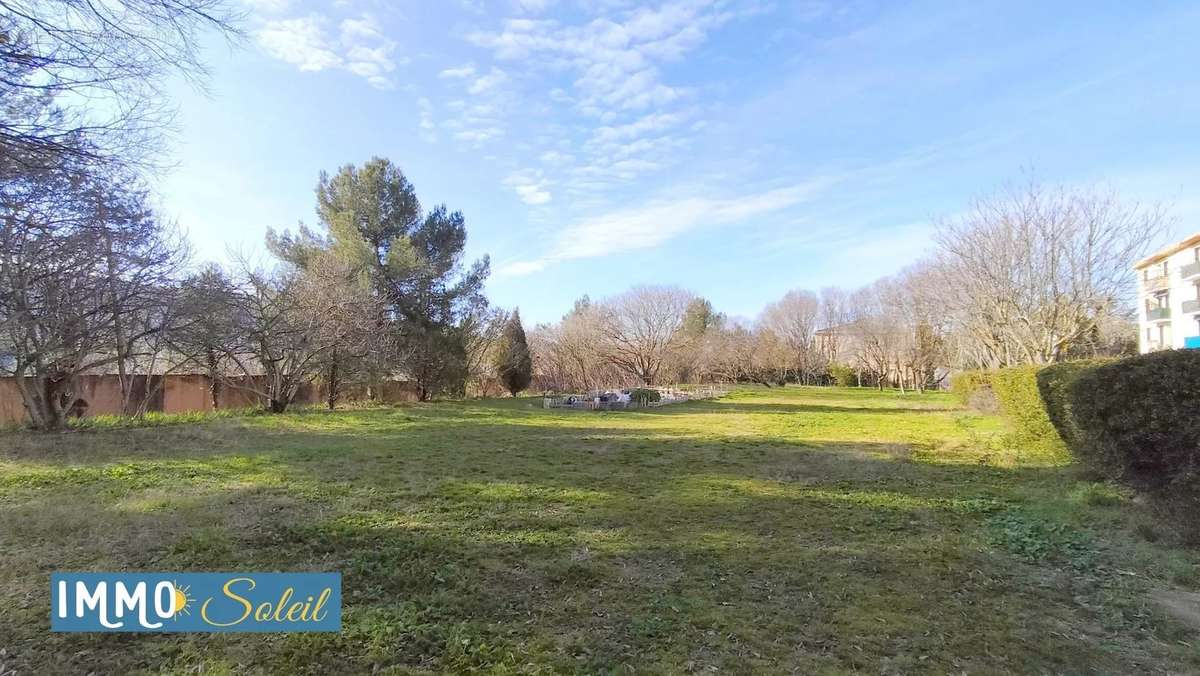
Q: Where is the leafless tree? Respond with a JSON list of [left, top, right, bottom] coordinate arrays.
[[1, 0, 240, 169], [818, 286, 850, 363], [294, 255, 390, 409], [932, 179, 1168, 366], [169, 264, 238, 409], [0, 165, 189, 427], [598, 285, 694, 386], [208, 262, 357, 413], [530, 297, 618, 392], [760, 289, 823, 384]]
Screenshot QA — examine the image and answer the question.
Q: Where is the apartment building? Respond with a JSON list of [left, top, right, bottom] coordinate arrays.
[[1135, 233, 1200, 353]]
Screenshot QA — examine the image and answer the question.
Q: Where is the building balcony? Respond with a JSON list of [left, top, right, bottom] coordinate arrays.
[[1146, 307, 1171, 321], [1184, 299, 1200, 314], [1142, 275, 1170, 292], [1183, 261, 1200, 280]]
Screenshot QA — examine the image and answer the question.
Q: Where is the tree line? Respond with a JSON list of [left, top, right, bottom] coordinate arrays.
[[531, 179, 1166, 393]]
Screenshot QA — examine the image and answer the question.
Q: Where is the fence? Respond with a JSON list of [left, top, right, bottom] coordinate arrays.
[[543, 384, 731, 411]]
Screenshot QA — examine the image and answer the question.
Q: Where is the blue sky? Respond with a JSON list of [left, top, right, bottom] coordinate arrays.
[[160, 0, 1200, 324]]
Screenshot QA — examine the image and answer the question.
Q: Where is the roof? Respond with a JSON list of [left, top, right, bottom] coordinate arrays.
[[1135, 232, 1200, 269]]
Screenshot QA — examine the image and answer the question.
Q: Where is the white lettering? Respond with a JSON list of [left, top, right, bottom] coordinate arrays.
[[115, 581, 162, 629], [154, 581, 176, 619], [75, 581, 121, 629]]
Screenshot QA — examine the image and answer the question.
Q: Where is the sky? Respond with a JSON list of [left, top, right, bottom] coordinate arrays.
[[160, 0, 1200, 325]]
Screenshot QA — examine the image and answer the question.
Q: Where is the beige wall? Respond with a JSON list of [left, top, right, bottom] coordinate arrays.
[[0, 375, 421, 425]]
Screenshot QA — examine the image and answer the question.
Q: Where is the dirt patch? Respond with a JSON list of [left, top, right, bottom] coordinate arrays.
[[1150, 588, 1200, 631]]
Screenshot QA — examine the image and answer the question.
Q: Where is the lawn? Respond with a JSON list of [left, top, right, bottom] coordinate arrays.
[[1, 386, 1198, 673]]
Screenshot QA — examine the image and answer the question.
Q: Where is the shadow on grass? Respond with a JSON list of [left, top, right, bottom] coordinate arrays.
[[0, 451, 1092, 674], [0, 397, 1182, 674]]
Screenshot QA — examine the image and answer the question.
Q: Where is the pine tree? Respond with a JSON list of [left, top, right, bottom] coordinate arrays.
[[496, 310, 533, 397]]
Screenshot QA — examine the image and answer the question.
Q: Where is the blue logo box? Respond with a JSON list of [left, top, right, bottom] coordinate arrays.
[[51, 572, 341, 632]]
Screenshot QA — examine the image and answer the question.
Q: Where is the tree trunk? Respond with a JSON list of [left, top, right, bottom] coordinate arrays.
[[15, 373, 70, 430], [327, 356, 340, 411], [205, 348, 221, 410]]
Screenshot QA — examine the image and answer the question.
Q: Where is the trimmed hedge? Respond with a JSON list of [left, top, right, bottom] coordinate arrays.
[[1069, 350, 1200, 494], [992, 365, 1058, 442], [629, 388, 661, 406], [1036, 358, 1112, 449], [951, 370, 993, 407], [829, 365, 857, 387]]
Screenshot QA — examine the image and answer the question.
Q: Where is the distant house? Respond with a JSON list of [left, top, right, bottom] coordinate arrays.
[[814, 324, 862, 365], [1134, 233, 1200, 353]]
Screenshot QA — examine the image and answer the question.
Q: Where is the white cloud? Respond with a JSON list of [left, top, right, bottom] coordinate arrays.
[[513, 0, 555, 14], [590, 112, 681, 145], [243, 0, 293, 15], [467, 2, 737, 114], [258, 16, 342, 72], [539, 150, 575, 165], [439, 63, 478, 79], [459, 3, 749, 191], [257, 13, 401, 88], [504, 170, 552, 205], [467, 67, 509, 95], [455, 127, 504, 144], [498, 180, 832, 276], [417, 97, 437, 142]]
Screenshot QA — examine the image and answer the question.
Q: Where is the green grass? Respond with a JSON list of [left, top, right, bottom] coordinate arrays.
[[1, 386, 1197, 673]]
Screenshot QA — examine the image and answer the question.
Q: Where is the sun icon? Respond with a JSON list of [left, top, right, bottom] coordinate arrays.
[[169, 582, 192, 619]]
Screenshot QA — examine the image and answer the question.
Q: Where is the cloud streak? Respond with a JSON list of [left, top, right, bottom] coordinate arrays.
[[497, 179, 832, 276]]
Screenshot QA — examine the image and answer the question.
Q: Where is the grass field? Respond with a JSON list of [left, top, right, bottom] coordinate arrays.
[[1, 386, 1199, 673]]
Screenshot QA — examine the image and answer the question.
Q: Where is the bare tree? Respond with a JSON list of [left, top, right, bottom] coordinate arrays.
[[209, 263, 355, 413], [818, 287, 851, 363], [760, 289, 823, 384], [933, 179, 1168, 366], [1, 0, 240, 169], [294, 255, 390, 409], [598, 286, 694, 386], [0, 165, 188, 428], [170, 264, 238, 409]]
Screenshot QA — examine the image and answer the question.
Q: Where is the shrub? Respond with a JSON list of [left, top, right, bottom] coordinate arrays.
[[951, 370, 992, 407], [829, 365, 857, 387], [991, 365, 1058, 442], [1036, 358, 1111, 448], [629, 388, 661, 406], [1069, 350, 1200, 497]]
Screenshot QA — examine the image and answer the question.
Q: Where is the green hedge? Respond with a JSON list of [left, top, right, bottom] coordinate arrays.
[[1036, 358, 1112, 449], [629, 388, 661, 406], [829, 365, 857, 387], [991, 365, 1058, 442], [1069, 350, 1200, 495], [951, 370, 992, 407]]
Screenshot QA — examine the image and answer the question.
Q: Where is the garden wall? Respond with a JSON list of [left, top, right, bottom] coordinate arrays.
[[0, 375, 421, 425]]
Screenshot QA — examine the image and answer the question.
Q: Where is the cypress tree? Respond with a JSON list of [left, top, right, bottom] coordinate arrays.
[[496, 310, 533, 397]]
